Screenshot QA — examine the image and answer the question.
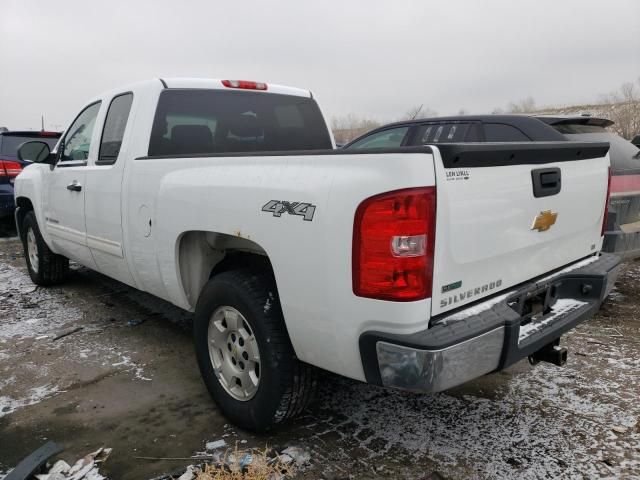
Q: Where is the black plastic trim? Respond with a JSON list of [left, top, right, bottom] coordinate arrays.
[[359, 253, 621, 386], [135, 141, 610, 164], [55, 161, 87, 168], [531, 167, 561, 198], [14, 206, 22, 239], [437, 141, 610, 168], [159, 78, 168, 88], [136, 145, 434, 160]]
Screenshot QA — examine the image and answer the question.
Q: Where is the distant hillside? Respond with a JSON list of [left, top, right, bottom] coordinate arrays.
[[533, 101, 640, 140]]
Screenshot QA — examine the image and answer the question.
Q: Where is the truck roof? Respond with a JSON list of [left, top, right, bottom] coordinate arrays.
[[86, 78, 314, 111], [159, 78, 312, 98]]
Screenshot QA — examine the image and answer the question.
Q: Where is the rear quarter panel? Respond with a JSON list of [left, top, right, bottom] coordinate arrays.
[[125, 152, 436, 381]]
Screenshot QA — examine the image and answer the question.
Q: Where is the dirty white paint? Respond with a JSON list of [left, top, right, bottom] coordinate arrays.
[[440, 291, 513, 322]]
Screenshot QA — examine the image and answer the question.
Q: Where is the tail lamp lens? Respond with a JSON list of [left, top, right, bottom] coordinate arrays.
[[353, 187, 436, 301], [0, 160, 22, 178]]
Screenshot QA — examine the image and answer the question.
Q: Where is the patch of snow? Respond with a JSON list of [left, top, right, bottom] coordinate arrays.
[[518, 298, 588, 343], [110, 354, 151, 381], [0, 263, 84, 341], [205, 439, 227, 450], [281, 446, 311, 465], [0, 384, 60, 418]]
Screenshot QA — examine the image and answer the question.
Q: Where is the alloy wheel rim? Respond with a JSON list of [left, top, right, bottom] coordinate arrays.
[[207, 306, 261, 401], [27, 227, 38, 274]]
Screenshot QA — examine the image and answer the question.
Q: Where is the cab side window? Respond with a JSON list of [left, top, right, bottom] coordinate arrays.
[[98, 93, 133, 164], [347, 126, 410, 149], [60, 102, 102, 163]]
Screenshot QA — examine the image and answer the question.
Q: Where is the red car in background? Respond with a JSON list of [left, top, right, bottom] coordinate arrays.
[[0, 130, 61, 219]]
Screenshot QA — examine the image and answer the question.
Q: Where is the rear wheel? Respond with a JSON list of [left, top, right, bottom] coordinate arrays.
[[22, 211, 69, 286], [194, 269, 316, 432]]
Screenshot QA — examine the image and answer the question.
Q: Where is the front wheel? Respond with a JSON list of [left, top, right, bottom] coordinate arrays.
[[22, 210, 69, 286], [194, 269, 316, 432]]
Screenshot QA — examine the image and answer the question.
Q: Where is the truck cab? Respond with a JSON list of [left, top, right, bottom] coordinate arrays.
[[14, 79, 620, 431]]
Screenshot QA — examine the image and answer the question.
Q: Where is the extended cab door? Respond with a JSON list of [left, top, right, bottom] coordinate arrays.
[[43, 102, 101, 269], [84, 92, 136, 286]]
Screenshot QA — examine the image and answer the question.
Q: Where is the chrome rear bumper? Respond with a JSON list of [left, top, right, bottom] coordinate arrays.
[[359, 253, 621, 393]]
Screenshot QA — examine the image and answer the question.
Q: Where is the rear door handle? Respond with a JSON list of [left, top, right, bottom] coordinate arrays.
[[66, 182, 82, 192], [531, 168, 561, 198]]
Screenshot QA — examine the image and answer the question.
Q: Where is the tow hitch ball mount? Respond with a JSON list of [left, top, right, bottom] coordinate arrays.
[[528, 338, 568, 367]]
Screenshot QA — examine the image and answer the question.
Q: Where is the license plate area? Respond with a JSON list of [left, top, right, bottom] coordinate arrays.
[[508, 282, 560, 326]]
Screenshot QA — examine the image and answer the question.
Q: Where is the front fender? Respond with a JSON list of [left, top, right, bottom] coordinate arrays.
[[14, 164, 55, 249]]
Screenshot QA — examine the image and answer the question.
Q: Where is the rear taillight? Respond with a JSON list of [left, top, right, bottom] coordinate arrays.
[[602, 167, 612, 236], [353, 187, 436, 301], [222, 79, 268, 90], [0, 160, 22, 178]]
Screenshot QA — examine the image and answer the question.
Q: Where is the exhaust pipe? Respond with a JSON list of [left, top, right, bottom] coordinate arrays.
[[529, 341, 568, 367]]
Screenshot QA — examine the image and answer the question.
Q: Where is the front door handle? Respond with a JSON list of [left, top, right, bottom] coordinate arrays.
[[66, 182, 82, 192]]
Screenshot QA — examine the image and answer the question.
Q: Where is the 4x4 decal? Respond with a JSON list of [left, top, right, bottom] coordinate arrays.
[[261, 200, 316, 221]]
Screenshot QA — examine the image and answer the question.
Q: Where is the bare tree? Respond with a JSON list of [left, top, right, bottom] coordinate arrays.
[[330, 114, 381, 145], [506, 96, 537, 113], [600, 79, 640, 139], [398, 105, 437, 121]]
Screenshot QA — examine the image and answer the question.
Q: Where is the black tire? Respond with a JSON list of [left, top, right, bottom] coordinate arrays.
[[21, 210, 69, 286], [194, 269, 316, 432]]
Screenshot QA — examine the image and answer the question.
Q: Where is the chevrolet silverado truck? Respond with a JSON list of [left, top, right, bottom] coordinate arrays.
[[14, 78, 620, 431]]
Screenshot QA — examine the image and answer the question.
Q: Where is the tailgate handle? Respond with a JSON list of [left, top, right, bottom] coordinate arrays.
[[531, 168, 561, 198]]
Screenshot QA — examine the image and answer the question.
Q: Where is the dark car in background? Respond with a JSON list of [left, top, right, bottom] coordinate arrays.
[[0, 130, 61, 219], [344, 114, 640, 258]]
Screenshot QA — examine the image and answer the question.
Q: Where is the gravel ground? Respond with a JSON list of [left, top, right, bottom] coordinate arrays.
[[0, 222, 639, 479]]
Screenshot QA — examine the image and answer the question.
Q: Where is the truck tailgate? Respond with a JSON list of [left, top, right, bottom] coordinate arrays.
[[430, 142, 611, 316]]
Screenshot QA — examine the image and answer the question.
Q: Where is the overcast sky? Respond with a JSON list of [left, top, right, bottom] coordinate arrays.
[[1, 0, 639, 130]]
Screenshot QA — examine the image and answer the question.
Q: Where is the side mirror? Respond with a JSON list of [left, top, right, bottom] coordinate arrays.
[[17, 141, 54, 164]]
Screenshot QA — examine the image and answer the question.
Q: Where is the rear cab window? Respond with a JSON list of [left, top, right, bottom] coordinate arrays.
[[148, 89, 332, 156], [98, 93, 134, 165]]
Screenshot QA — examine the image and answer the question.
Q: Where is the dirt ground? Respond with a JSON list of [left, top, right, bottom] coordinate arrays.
[[0, 220, 639, 480]]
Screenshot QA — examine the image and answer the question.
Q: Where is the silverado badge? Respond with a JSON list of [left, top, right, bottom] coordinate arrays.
[[531, 210, 558, 232]]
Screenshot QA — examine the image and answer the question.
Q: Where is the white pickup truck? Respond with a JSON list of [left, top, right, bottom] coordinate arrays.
[[14, 78, 620, 431]]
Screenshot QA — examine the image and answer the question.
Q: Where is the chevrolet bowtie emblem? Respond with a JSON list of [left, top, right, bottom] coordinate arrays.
[[531, 210, 558, 232]]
